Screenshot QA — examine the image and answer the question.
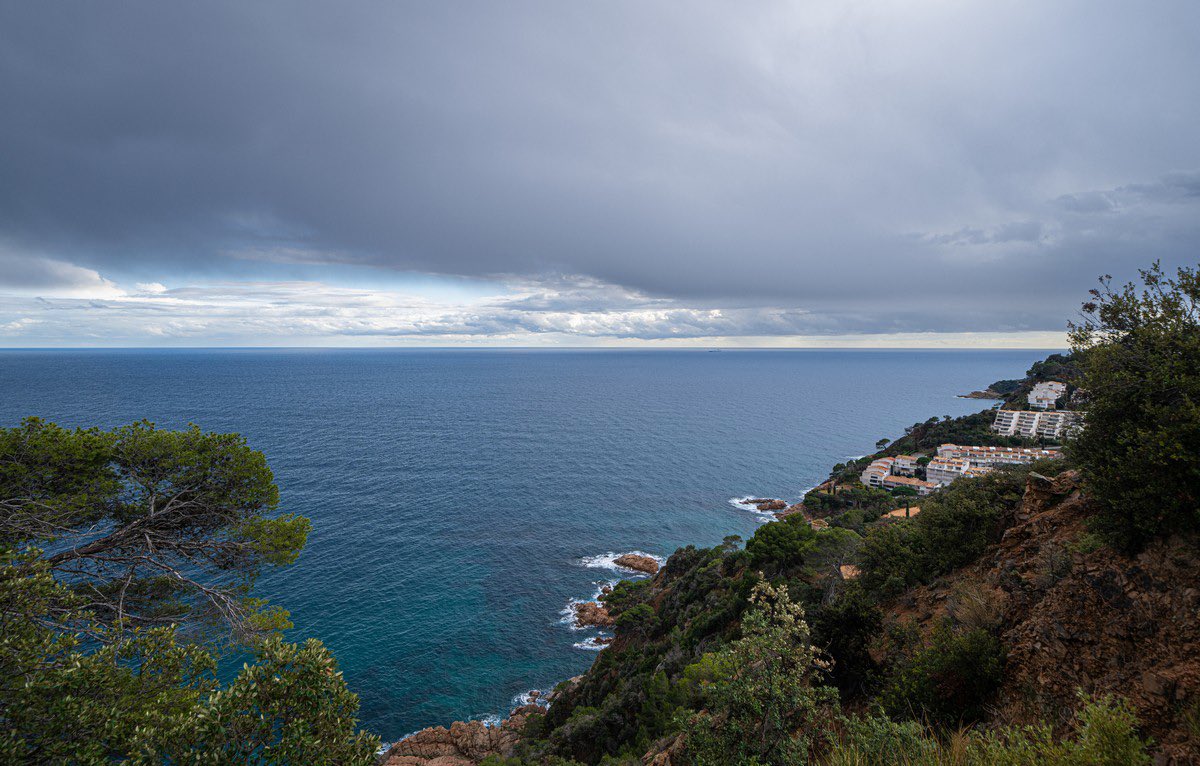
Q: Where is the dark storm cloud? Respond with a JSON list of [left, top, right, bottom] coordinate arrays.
[[1, 1, 1198, 336]]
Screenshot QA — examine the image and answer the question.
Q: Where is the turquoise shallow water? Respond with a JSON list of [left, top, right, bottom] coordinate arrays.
[[0, 348, 1051, 739]]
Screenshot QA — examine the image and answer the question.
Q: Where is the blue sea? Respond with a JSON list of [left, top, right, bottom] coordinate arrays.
[[0, 348, 1052, 740]]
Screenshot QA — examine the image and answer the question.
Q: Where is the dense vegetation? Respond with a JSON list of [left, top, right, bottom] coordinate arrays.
[[1068, 261, 1200, 550], [0, 421, 378, 764]]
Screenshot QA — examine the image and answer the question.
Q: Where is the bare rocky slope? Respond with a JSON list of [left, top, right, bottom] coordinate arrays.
[[880, 470, 1200, 763]]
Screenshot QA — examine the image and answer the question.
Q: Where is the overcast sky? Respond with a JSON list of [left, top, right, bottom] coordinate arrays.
[[1, 1, 1197, 347]]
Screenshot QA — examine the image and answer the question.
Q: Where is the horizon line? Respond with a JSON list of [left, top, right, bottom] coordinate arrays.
[[0, 345, 1070, 352]]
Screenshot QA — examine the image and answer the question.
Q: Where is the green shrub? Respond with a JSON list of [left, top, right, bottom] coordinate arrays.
[[823, 716, 944, 766], [614, 603, 657, 635], [825, 695, 1150, 766], [859, 522, 925, 597], [682, 581, 838, 765], [967, 695, 1150, 766], [880, 625, 1005, 726], [860, 467, 1031, 597], [1069, 261, 1200, 550], [746, 515, 817, 572], [810, 583, 882, 696]]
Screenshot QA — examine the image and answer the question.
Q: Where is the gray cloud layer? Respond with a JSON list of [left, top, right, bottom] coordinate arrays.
[[1, 1, 1198, 338]]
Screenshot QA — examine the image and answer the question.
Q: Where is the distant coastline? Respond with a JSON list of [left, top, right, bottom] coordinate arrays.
[[957, 388, 1005, 400]]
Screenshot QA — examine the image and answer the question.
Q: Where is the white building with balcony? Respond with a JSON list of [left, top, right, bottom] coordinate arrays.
[[926, 456, 993, 486], [992, 409, 1082, 440], [937, 443, 1062, 467], [859, 457, 895, 488], [1028, 381, 1068, 410], [892, 454, 921, 476]]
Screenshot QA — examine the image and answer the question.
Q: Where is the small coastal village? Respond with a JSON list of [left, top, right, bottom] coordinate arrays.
[[857, 380, 1078, 498], [565, 374, 1082, 634]]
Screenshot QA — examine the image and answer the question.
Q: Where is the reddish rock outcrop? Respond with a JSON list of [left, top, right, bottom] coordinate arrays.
[[755, 499, 787, 511], [382, 704, 541, 765], [614, 553, 660, 574], [573, 601, 614, 628]]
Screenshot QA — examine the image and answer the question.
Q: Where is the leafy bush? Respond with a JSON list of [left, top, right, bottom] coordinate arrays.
[[1069, 261, 1200, 550], [825, 695, 1150, 766], [859, 467, 1031, 597], [614, 603, 657, 635], [859, 521, 925, 597], [822, 716, 944, 765], [880, 624, 1005, 726], [810, 583, 882, 696], [681, 581, 838, 765], [746, 515, 817, 572], [146, 638, 380, 764], [967, 695, 1151, 766]]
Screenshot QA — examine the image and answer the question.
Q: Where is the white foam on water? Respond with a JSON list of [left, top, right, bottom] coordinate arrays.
[[471, 713, 503, 728], [512, 690, 550, 708], [573, 635, 611, 651], [579, 551, 666, 574], [558, 598, 591, 631], [729, 496, 783, 522]]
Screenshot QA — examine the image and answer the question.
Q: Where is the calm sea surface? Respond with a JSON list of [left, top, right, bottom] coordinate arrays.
[[0, 348, 1051, 739]]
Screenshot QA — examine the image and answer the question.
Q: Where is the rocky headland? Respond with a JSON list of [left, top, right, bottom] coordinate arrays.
[[958, 388, 1005, 399]]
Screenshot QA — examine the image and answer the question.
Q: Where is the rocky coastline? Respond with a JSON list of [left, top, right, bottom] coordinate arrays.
[[571, 600, 613, 628], [381, 688, 572, 766], [382, 529, 794, 761]]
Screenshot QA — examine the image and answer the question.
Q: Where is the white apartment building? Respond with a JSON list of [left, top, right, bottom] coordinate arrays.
[[881, 474, 937, 496], [1028, 381, 1068, 410], [992, 409, 1083, 440], [892, 455, 921, 476], [937, 443, 1062, 467], [859, 457, 895, 488], [926, 456, 993, 486], [860, 455, 936, 494]]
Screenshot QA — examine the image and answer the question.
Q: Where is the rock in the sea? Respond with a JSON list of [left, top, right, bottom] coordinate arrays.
[[755, 499, 787, 511], [613, 553, 660, 574], [573, 601, 614, 628], [382, 704, 542, 765]]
